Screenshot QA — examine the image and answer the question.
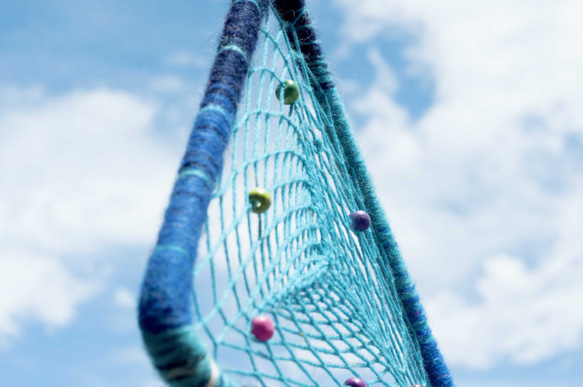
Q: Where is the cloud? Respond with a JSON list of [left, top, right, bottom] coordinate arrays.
[[0, 87, 177, 255], [428, 245, 583, 368], [0, 247, 98, 339], [0, 87, 180, 338], [114, 287, 136, 310], [148, 75, 185, 93], [166, 51, 210, 68], [333, 0, 583, 369]]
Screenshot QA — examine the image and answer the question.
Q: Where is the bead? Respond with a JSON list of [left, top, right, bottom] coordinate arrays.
[[248, 188, 272, 214], [344, 377, 367, 387], [349, 210, 371, 231], [275, 80, 300, 105], [251, 315, 275, 342]]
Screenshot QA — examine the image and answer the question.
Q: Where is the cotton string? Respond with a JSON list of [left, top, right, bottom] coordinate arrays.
[[272, 1, 455, 386]]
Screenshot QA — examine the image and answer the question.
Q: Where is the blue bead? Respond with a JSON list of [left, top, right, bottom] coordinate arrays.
[[349, 210, 370, 231]]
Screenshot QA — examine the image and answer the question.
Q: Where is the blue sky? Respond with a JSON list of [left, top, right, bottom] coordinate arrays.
[[1, 0, 583, 386]]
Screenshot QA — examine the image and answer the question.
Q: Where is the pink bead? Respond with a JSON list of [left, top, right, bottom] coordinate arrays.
[[344, 377, 367, 387], [251, 315, 275, 342]]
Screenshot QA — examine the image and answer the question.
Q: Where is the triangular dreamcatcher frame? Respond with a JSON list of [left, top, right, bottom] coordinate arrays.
[[138, 1, 454, 386]]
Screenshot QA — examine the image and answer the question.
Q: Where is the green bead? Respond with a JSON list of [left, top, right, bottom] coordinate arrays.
[[248, 187, 272, 214], [275, 80, 300, 105]]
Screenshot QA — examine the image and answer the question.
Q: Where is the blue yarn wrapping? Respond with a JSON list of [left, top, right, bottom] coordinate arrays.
[[138, 0, 269, 385], [142, 326, 237, 387], [273, 1, 455, 386]]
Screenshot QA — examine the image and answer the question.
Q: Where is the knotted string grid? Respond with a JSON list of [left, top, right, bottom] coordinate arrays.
[[193, 5, 427, 387]]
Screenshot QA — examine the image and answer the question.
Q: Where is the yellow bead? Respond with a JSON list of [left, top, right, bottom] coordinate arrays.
[[248, 187, 272, 214], [275, 80, 300, 105]]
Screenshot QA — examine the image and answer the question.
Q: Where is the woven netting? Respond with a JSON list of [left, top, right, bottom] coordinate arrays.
[[192, 5, 429, 387]]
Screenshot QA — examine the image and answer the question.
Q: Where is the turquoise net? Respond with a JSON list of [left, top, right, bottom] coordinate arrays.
[[191, 5, 429, 387]]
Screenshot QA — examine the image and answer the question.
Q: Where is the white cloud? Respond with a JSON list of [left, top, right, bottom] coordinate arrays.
[[0, 88, 177, 255], [149, 75, 185, 93], [114, 287, 136, 310], [333, 0, 583, 369], [166, 51, 210, 68], [0, 87, 180, 338], [0, 247, 98, 339], [428, 245, 583, 368]]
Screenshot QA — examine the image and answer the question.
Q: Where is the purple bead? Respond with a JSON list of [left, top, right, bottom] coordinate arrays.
[[251, 315, 275, 342], [349, 210, 371, 231], [344, 377, 367, 387]]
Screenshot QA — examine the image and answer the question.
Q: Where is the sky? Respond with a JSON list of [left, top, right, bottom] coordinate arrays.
[[1, 0, 583, 386]]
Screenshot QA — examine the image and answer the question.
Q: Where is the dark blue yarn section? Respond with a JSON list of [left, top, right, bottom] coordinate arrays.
[[273, 1, 455, 386], [139, 0, 268, 336], [273, 0, 334, 90]]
